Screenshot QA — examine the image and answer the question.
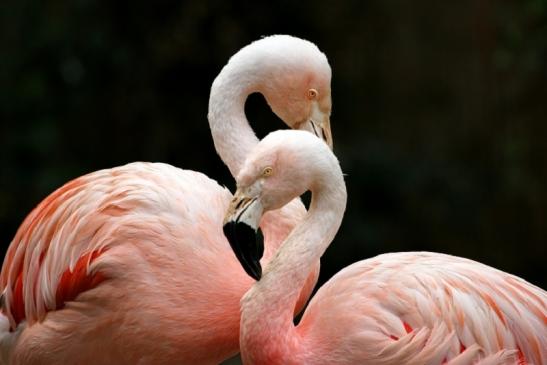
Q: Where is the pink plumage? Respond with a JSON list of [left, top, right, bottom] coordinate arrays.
[[224, 130, 547, 365], [0, 164, 307, 364], [0, 35, 333, 364], [294, 252, 546, 364]]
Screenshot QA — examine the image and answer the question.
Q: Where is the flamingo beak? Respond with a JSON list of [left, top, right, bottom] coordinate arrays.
[[297, 108, 332, 149], [223, 190, 264, 281], [318, 116, 333, 149]]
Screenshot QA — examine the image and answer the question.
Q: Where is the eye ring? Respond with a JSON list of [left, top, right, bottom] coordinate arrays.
[[307, 88, 318, 100], [262, 166, 273, 177]]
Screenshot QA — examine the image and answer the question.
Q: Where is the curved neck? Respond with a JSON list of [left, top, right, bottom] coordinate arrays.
[[239, 173, 347, 363], [208, 62, 263, 177]]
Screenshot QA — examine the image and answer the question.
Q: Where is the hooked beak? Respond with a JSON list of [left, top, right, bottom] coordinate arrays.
[[310, 117, 333, 149], [223, 190, 264, 281], [298, 108, 332, 149]]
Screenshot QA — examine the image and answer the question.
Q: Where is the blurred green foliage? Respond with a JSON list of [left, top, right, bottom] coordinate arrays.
[[1, 1, 546, 287]]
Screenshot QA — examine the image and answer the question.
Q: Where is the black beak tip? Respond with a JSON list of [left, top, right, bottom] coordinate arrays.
[[248, 263, 262, 281], [223, 221, 264, 281]]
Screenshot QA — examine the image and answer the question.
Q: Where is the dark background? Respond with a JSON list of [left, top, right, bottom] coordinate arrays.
[[1, 1, 546, 292]]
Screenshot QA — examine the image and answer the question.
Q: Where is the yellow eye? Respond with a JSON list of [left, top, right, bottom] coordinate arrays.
[[307, 88, 318, 100], [262, 166, 273, 177]]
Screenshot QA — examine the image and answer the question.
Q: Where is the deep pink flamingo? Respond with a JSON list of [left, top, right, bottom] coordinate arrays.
[[0, 35, 332, 364], [223, 130, 547, 365]]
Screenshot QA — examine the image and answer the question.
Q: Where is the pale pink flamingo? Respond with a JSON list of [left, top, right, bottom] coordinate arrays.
[[223, 130, 547, 365], [0, 35, 332, 364]]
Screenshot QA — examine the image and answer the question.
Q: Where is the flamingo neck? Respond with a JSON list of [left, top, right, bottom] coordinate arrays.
[[208, 60, 262, 177], [239, 171, 347, 363]]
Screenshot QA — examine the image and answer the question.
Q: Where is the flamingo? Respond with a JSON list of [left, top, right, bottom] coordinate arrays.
[[223, 130, 547, 365], [0, 35, 333, 364]]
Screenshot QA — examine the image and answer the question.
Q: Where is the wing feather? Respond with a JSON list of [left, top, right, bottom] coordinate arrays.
[[0, 162, 225, 330], [302, 251, 547, 364]]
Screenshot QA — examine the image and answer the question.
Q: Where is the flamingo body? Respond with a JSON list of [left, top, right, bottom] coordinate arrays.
[[293, 252, 546, 365], [222, 130, 547, 365], [0, 162, 315, 364]]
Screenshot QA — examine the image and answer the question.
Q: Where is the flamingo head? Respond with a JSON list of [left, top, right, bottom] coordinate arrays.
[[232, 35, 333, 148], [263, 71, 332, 149], [261, 39, 332, 149], [223, 130, 334, 280]]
